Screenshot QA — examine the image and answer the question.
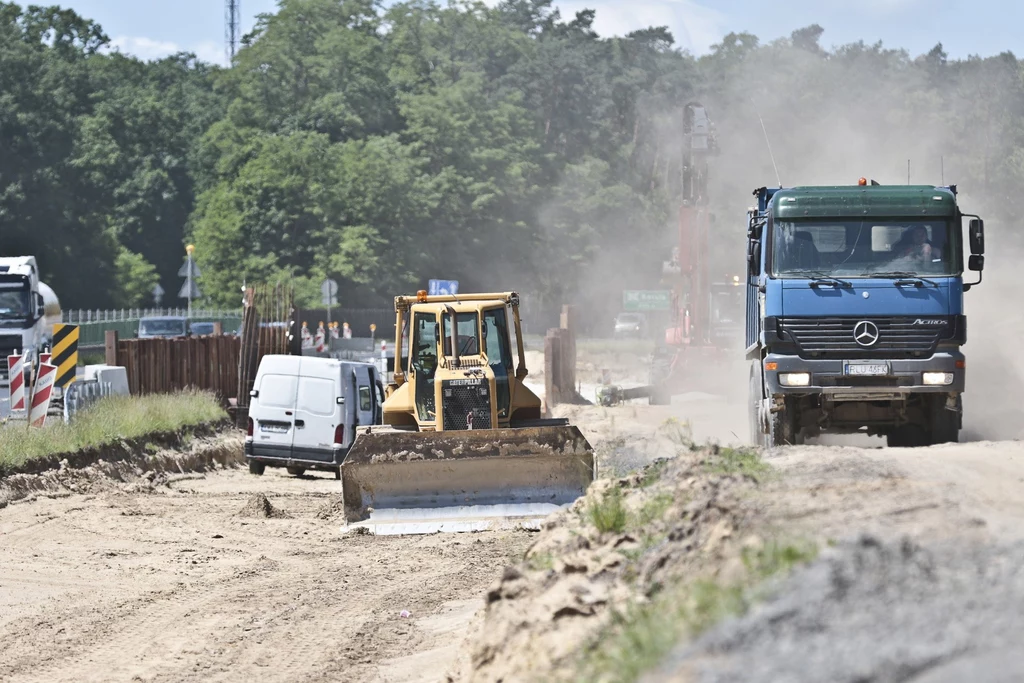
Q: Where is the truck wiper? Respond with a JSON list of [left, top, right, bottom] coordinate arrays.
[[869, 271, 938, 287], [789, 271, 852, 287]]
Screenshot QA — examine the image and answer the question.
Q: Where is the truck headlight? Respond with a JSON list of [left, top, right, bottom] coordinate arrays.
[[779, 372, 810, 387], [923, 372, 954, 386]]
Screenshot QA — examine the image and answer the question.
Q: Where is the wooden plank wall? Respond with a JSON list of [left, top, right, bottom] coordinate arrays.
[[112, 335, 242, 398]]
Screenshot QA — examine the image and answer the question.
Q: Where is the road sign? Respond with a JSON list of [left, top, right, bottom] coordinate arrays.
[[428, 279, 459, 296], [152, 283, 165, 306], [321, 278, 339, 306], [178, 279, 202, 299], [622, 290, 672, 311], [179, 253, 201, 300], [52, 324, 79, 389], [177, 259, 201, 278]]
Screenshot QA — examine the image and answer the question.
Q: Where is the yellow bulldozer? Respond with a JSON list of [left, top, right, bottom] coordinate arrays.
[[341, 290, 595, 534]]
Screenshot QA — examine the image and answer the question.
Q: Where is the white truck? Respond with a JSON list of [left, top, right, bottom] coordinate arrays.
[[0, 256, 61, 385]]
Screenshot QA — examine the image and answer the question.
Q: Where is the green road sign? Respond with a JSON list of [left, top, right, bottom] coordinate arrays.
[[623, 290, 671, 311]]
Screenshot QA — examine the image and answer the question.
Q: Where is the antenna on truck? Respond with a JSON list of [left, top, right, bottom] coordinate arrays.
[[750, 98, 782, 187]]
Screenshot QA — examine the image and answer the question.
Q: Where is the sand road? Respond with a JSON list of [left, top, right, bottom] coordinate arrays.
[[0, 464, 530, 683]]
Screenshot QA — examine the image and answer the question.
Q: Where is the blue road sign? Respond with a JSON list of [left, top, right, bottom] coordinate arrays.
[[428, 279, 459, 296]]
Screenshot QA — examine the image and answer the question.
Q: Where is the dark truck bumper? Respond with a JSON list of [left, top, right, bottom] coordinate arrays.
[[245, 440, 345, 472], [763, 350, 965, 400]]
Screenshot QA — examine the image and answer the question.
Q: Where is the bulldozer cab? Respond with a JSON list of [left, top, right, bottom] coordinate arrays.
[[389, 293, 532, 431]]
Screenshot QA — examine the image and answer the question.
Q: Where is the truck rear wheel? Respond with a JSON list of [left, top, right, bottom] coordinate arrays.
[[248, 460, 266, 476]]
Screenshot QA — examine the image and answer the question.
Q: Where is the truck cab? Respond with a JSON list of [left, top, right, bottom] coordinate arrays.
[[745, 181, 985, 447], [0, 256, 59, 385]]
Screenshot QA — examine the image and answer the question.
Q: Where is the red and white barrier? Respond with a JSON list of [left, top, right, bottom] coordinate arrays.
[[39, 353, 50, 366], [29, 362, 57, 428], [8, 354, 25, 413]]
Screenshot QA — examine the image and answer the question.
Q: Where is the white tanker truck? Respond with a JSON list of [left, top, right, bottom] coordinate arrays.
[[0, 256, 61, 385]]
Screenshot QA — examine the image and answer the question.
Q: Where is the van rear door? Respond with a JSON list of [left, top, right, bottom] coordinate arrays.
[[292, 358, 342, 464], [252, 369, 299, 459], [352, 364, 376, 427]]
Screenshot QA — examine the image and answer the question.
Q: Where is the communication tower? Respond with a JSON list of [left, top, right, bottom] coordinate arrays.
[[225, 0, 240, 63]]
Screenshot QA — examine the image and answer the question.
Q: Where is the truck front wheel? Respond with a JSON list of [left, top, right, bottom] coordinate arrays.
[[928, 395, 960, 445], [748, 364, 762, 445]]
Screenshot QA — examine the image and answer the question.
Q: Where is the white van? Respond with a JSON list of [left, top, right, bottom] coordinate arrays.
[[244, 355, 384, 478]]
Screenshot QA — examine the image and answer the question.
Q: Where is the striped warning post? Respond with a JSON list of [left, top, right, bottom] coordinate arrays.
[[39, 353, 51, 366], [7, 354, 25, 413], [29, 363, 57, 428], [51, 324, 79, 389]]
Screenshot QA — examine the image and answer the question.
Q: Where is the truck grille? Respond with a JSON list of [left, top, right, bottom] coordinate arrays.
[[778, 317, 955, 359], [442, 378, 492, 430], [0, 335, 20, 379]]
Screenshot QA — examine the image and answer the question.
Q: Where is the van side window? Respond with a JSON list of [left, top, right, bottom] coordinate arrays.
[[359, 386, 371, 411], [258, 374, 297, 408], [297, 377, 334, 417]]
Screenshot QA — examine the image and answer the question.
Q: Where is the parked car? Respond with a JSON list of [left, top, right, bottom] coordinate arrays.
[[245, 355, 384, 478], [613, 312, 647, 338], [137, 316, 189, 339], [189, 321, 217, 336]]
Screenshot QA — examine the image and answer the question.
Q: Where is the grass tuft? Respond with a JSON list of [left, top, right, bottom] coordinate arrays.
[[702, 446, 773, 482], [587, 485, 628, 534], [632, 493, 674, 529], [578, 538, 818, 683], [0, 390, 226, 469]]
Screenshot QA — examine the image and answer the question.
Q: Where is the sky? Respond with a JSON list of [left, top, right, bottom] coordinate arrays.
[[53, 0, 1024, 67]]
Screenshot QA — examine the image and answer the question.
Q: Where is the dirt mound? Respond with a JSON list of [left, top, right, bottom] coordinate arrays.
[[0, 433, 244, 508], [315, 496, 345, 520], [452, 444, 770, 683], [238, 492, 289, 518]]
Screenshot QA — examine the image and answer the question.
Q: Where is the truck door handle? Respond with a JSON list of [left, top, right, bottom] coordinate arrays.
[[294, 419, 305, 428]]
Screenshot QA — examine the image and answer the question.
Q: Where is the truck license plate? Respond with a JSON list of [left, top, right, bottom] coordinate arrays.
[[844, 362, 889, 376]]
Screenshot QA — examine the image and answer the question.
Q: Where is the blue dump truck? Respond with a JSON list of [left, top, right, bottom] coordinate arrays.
[[745, 179, 985, 447]]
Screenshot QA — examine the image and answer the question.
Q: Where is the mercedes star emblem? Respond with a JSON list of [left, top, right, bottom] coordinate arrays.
[[853, 320, 880, 347]]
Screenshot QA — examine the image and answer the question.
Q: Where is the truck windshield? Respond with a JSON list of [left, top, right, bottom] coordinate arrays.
[[442, 312, 480, 356], [0, 283, 30, 321], [772, 219, 957, 278]]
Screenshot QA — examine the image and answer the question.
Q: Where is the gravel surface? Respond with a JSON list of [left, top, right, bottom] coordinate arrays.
[[653, 533, 1024, 683]]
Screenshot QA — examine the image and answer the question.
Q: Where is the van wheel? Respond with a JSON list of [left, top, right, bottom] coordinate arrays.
[[286, 466, 306, 477], [248, 460, 266, 476]]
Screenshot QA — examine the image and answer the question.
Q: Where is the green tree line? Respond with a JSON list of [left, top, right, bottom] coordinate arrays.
[[1, 1, 1021, 324]]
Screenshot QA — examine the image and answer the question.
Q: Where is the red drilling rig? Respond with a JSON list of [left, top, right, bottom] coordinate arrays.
[[599, 102, 743, 407]]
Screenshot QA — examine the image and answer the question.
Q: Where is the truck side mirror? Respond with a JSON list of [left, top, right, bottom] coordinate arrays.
[[968, 254, 984, 272], [34, 292, 44, 318], [969, 218, 984, 255], [747, 241, 761, 276]]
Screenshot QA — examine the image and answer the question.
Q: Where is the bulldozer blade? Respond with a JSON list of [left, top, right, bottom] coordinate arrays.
[[340, 425, 595, 535]]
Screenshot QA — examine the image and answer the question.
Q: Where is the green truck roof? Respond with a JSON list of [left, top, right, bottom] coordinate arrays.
[[772, 185, 958, 219]]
